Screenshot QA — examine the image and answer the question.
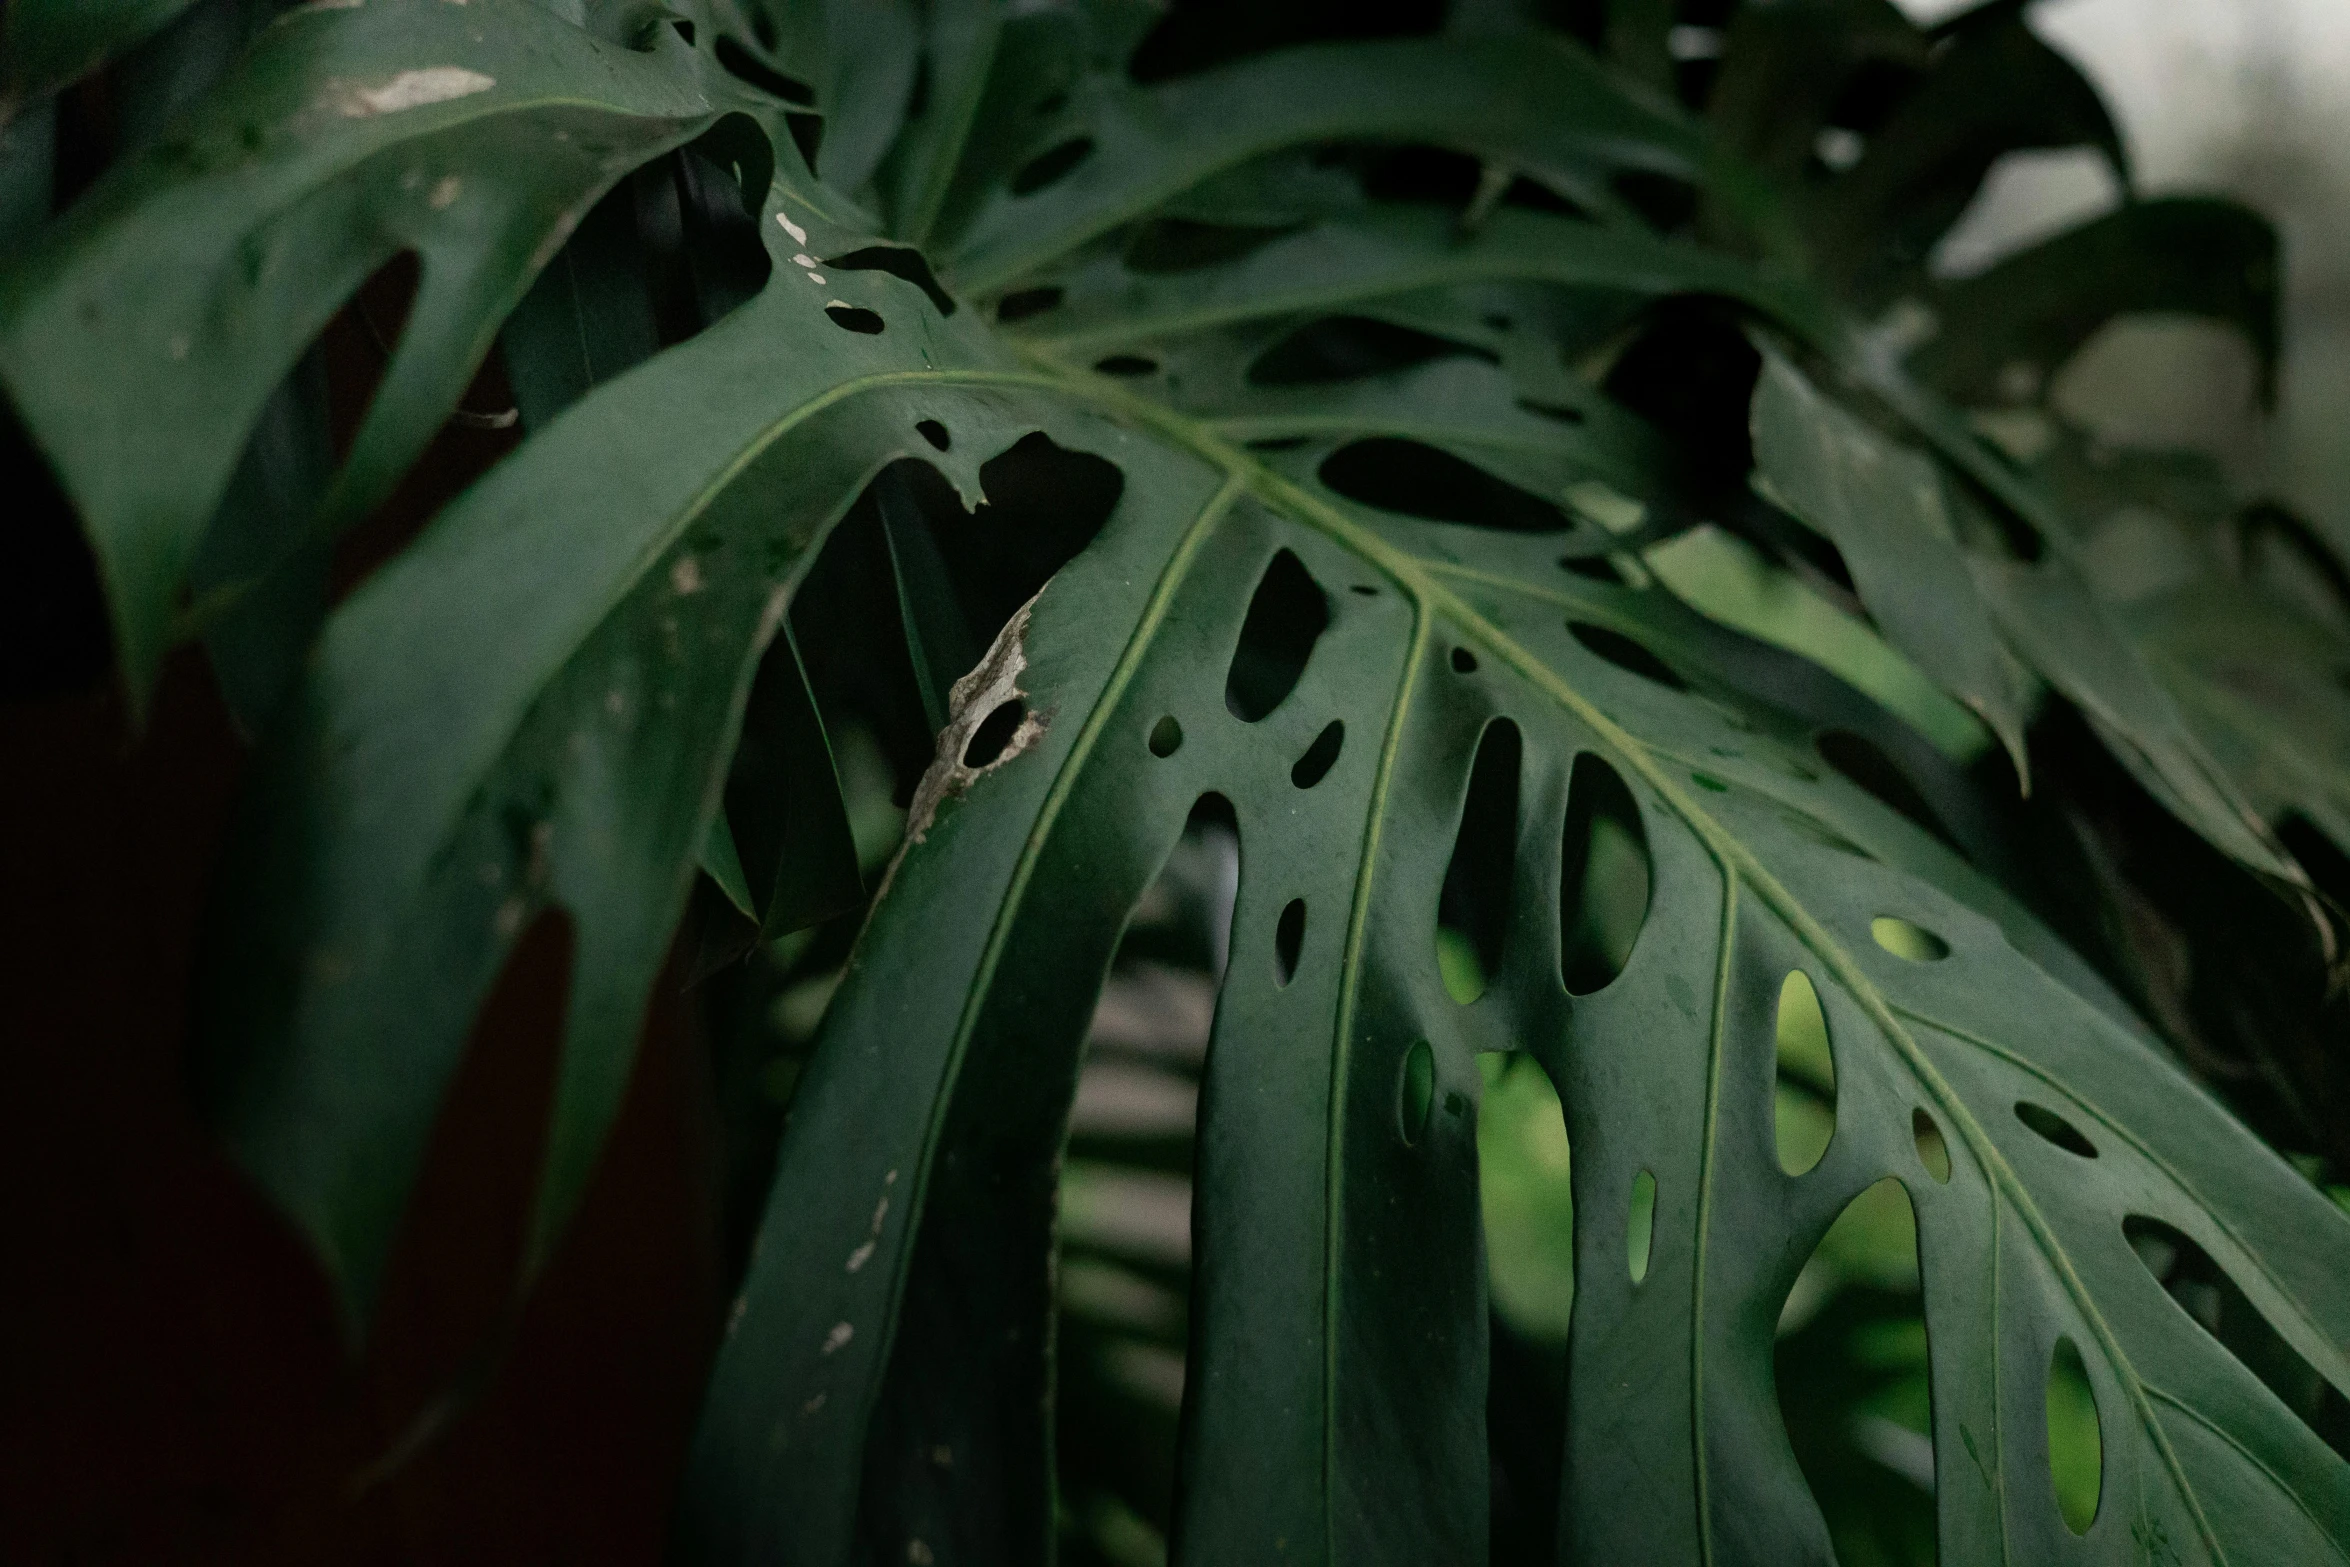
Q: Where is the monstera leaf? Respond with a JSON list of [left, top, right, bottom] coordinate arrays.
[[5, 0, 2348, 1562]]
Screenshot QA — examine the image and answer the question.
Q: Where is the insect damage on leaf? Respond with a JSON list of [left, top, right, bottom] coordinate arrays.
[[320, 66, 496, 118], [897, 595, 1051, 854]]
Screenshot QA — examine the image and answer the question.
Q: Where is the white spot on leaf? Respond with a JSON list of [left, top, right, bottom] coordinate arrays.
[[776, 212, 808, 244], [670, 555, 704, 595], [822, 1321, 854, 1354], [326, 66, 495, 118], [429, 174, 462, 209]]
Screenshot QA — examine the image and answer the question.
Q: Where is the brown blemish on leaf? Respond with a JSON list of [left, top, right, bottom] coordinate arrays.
[[896, 595, 1052, 854]]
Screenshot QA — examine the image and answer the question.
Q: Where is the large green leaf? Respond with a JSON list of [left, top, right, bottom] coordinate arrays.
[[685, 362, 2350, 1561], [0, 0, 729, 701], [7, 2, 2348, 1559]]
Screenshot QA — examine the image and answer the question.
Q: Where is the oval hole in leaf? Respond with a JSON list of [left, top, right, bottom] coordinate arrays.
[[1912, 1109, 1952, 1183], [916, 419, 950, 451], [1560, 752, 1650, 996], [1397, 1040, 1435, 1145], [1124, 218, 1297, 275], [1247, 315, 1493, 387], [1450, 647, 1478, 674], [1275, 899, 1305, 986], [995, 286, 1063, 324], [2046, 1336, 2102, 1535], [2123, 1215, 2350, 1464], [1094, 354, 1159, 377], [1290, 721, 1343, 788], [1567, 622, 1687, 690], [1774, 972, 1835, 1177], [1438, 720, 1522, 1005], [1870, 917, 1948, 962], [962, 700, 1026, 767], [1625, 1170, 1657, 1284], [1011, 136, 1096, 195], [822, 246, 955, 314], [1478, 1052, 1574, 1554], [824, 304, 884, 334], [1224, 549, 1328, 722], [1560, 553, 1625, 586], [1775, 1179, 1933, 1534], [1318, 439, 1572, 532], [1148, 716, 1183, 758], [2015, 1101, 2097, 1159]]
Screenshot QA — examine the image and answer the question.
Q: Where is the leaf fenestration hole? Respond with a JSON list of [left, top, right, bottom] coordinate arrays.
[[1398, 1040, 1435, 1145], [822, 246, 956, 314], [1559, 553, 1625, 586], [995, 286, 1063, 324], [1450, 647, 1478, 674], [1247, 316, 1492, 388], [1148, 716, 1183, 758], [824, 304, 884, 334], [1773, 972, 1835, 1177], [1775, 1179, 1932, 1534], [2015, 1101, 2097, 1159], [916, 419, 950, 451], [1224, 549, 1329, 722], [1274, 899, 1305, 986], [1567, 621, 1687, 690], [1437, 720, 1523, 1005], [2046, 1336, 2102, 1535], [1625, 1170, 1657, 1284], [1870, 917, 1948, 962], [1559, 752, 1650, 996], [1290, 721, 1343, 788], [1094, 354, 1159, 377], [1478, 1051, 1574, 1555], [962, 700, 1026, 767], [714, 36, 814, 104], [1912, 1109, 1951, 1183], [1317, 439, 1572, 532], [1010, 136, 1095, 195], [2124, 1215, 2350, 1464]]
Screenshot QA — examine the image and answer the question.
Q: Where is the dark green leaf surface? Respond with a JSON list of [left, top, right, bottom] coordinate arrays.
[[0, 0, 201, 110], [7, 2, 2348, 1560], [0, 0, 724, 699]]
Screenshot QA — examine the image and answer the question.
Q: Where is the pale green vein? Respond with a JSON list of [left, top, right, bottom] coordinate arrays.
[[1691, 862, 1739, 1565], [1017, 344, 2231, 1562], [1321, 568, 1432, 1555], [1900, 1003, 2350, 1390], [858, 467, 1245, 1455]]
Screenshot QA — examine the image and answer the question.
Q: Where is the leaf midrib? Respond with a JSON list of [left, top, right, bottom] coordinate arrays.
[[1015, 344, 2229, 1562]]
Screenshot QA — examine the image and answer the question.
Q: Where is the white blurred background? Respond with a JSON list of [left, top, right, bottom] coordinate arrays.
[[1901, 0, 2350, 547]]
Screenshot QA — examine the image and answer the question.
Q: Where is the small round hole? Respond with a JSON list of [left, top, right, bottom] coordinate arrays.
[[1450, 647, 1478, 674], [1275, 898, 1306, 985], [1147, 715, 1183, 757], [1094, 354, 1158, 377], [1912, 1108, 1952, 1183], [825, 304, 884, 334], [962, 700, 1025, 767], [1397, 1040, 1435, 1145], [1870, 917, 1949, 961], [2015, 1101, 2098, 1159], [1691, 772, 1728, 792], [916, 419, 950, 451]]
